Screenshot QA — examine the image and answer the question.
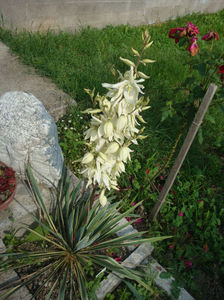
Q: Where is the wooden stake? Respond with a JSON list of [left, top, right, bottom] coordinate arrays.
[[149, 83, 217, 221]]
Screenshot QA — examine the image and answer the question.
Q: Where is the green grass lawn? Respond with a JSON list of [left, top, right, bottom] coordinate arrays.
[[1, 9, 224, 300]]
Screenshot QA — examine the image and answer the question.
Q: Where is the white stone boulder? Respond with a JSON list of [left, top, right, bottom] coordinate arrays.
[[0, 91, 64, 187]]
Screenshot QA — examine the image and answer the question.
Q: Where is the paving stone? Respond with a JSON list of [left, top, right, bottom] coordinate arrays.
[[0, 238, 32, 300], [115, 216, 138, 252], [95, 242, 154, 300], [0, 41, 76, 122], [0, 269, 32, 300], [142, 257, 195, 300]]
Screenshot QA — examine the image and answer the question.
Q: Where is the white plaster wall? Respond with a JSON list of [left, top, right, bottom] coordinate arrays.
[[0, 0, 224, 32]]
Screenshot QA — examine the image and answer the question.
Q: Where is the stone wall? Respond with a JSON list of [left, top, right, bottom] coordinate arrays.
[[0, 0, 224, 32]]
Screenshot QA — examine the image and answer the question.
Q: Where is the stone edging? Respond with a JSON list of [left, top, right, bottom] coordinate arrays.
[[95, 216, 194, 300]]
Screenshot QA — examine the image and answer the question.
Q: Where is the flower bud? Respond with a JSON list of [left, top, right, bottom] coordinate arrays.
[[81, 152, 94, 164], [102, 98, 111, 111], [120, 57, 135, 67], [99, 189, 107, 206], [141, 59, 156, 64], [137, 71, 150, 79]]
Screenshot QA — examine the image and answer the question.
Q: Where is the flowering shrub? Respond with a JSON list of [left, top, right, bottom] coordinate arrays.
[[0, 162, 16, 204], [169, 22, 200, 56], [80, 30, 155, 205], [161, 21, 224, 139]]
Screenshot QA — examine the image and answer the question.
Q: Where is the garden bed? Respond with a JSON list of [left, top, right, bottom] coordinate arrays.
[[0, 9, 224, 299]]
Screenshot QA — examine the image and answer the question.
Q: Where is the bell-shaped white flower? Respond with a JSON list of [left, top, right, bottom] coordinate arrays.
[[116, 115, 127, 131], [105, 142, 119, 154], [81, 152, 94, 164], [119, 146, 133, 163], [84, 127, 98, 142], [112, 160, 125, 176], [103, 67, 144, 106], [104, 120, 113, 138]]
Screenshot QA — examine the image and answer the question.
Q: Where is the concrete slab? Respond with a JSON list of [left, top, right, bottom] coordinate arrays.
[[0, 41, 76, 122], [0, 238, 32, 300], [142, 257, 194, 300], [96, 243, 154, 300]]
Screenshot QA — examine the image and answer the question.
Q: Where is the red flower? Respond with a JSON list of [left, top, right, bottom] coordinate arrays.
[[219, 65, 224, 82], [187, 37, 199, 56], [218, 65, 224, 74], [169, 22, 199, 46], [8, 185, 15, 193], [146, 168, 149, 174], [184, 260, 192, 267], [178, 211, 184, 217], [94, 193, 99, 200], [0, 164, 16, 195], [203, 244, 208, 252], [131, 201, 136, 207], [169, 242, 175, 249], [0, 178, 8, 192], [135, 218, 142, 224], [186, 22, 199, 37], [115, 257, 122, 262], [8, 178, 16, 185], [202, 30, 219, 41], [4, 168, 15, 178], [169, 27, 187, 43]]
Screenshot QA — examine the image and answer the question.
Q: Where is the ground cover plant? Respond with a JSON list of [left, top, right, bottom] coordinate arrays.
[[0, 9, 224, 299]]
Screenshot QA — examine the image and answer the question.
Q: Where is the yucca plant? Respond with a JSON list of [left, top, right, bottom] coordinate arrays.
[[0, 164, 169, 299]]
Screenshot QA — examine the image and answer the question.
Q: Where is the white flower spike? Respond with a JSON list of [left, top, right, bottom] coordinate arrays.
[[80, 34, 154, 205]]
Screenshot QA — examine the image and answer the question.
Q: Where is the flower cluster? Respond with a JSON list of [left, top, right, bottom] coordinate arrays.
[[0, 163, 16, 203], [80, 30, 154, 206], [169, 22, 200, 56], [169, 22, 219, 56], [202, 30, 219, 41]]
